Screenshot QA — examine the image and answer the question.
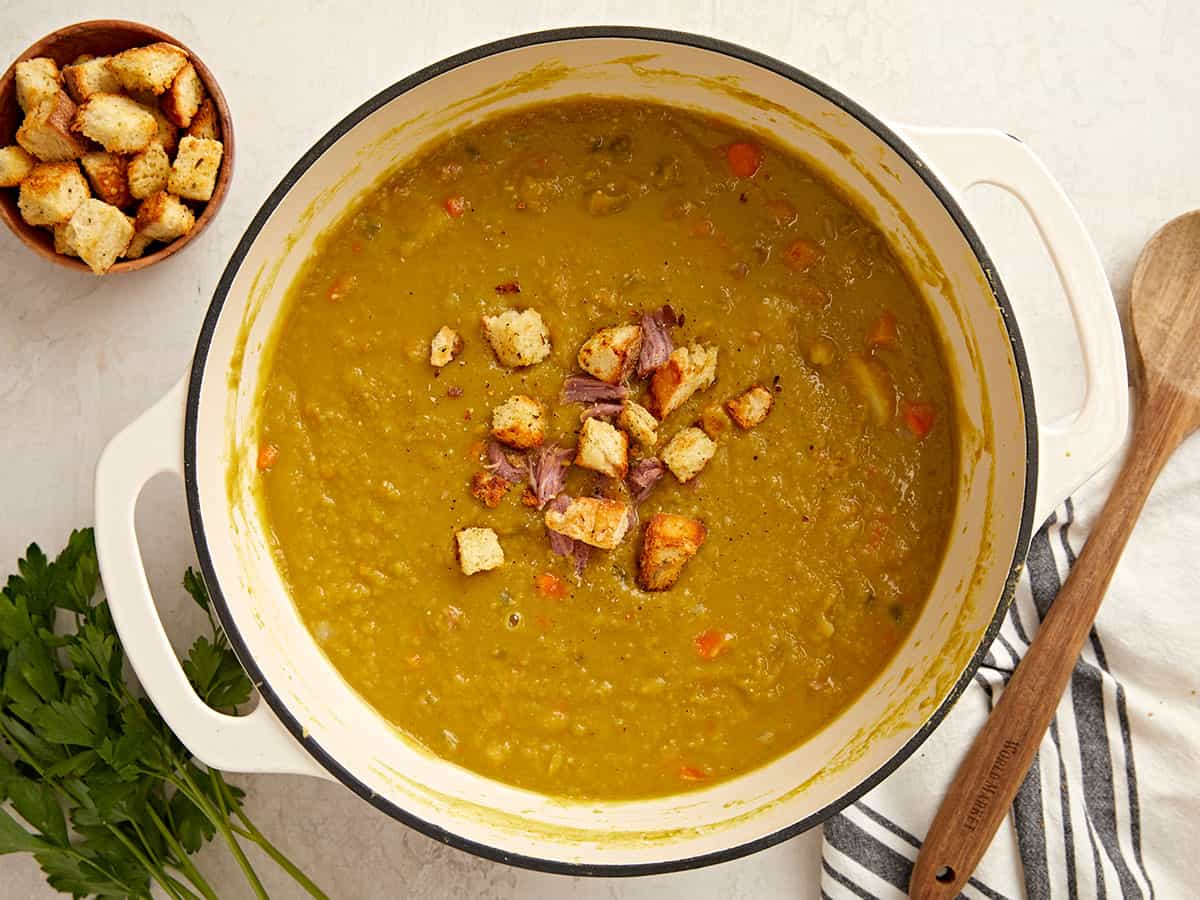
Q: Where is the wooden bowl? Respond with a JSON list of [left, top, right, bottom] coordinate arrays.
[[0, 20, 233, 274]]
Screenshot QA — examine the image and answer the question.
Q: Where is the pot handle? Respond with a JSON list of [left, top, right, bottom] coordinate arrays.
[[897, 126, 1129, 526], [95, 378, 329, 779]]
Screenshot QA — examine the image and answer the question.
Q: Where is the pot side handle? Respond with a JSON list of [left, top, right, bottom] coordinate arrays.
[[94, 378, 329, 779], [896, 126, 1129, 527]]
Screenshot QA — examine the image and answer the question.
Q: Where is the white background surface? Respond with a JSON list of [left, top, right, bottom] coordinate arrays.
[[2, 1, 1196, 897]]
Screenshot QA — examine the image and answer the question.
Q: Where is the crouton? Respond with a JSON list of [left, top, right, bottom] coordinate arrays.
[[16, 93, 88, 162], [107, 43, 188, 95], [455, 527, 504, 575], [167, 135, 223, 201], [185, 98, 220, 141], [491, 394, 546, 449], [79, 152, 131, 207], [638, 512, 707, 591], [574, 417, 629, 478], [661, 427, 717, 483], [64, 198, 134, 274], [545, 496, 633, 550], [133, 191, 194, 241], [0, 145, 36, 187], [577, 323, 643, 384], [62, 56, 121, 102], [17, 162, 88, 226], [649, 344, 719, 419], [481, 308, 551, 367], [700, 403, 732, 440], [726, 385, 775, 429], [618, 401, 658, 449], [160, 63, 204, 127], [73, 93, 157, 153], [127, 143, 169, 199], [430, 325, 462, 367], [469, 471, 510, 509], [122, 230, 154, 259], [15, 58, 60, 113], [142, 103, 179, 154], [51, 223, 78, 256]]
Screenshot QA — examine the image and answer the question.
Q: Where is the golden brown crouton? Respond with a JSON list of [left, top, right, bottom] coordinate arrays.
[[649, 344, 718, 419], [185, 98, 220, 141], [62, 56, 121, 102], [17, 162, 88, 226], [51, 222, 78, 256], [491, 394, 546, 449], [126, 143, 169, 199], [64, 199, 134, 274], [619, 401, 658, 449], [577, 323, 643, 384], [699, 403, 732, 440], [469, 471, 510, 509], [133, 191, 194, 241], [455, 527, 504, 575], [122, 230, 154, 259], [726, 385, 775, 429], [638, 512, 707, 591], [545, 497, 633, 550], [141, 103, 179, 154], [73, 93, 158, 153], [15, 58, 60, 113], [482, 308, 551, 367], [574, 417, 629, 478], [79, 152, 131, 207], [160, 63, 204, 127], [430, 326, 463, 367], [661, 427, 716, 483], [107, 43, 188, 95], [16, 93, 88, 162], [167, 135, 223, 201], [0, 145, 36, 187]]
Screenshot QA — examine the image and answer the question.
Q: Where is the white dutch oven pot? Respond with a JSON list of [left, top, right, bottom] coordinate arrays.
[[94, 29, 1128, 874]]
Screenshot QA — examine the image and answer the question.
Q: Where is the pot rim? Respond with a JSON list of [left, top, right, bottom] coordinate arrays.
[[183, 25, 1039, 876]]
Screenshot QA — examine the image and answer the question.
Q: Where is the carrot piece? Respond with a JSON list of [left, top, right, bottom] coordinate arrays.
[[535, 572, 568, 599], [326, 273, 357, 302], [680, 765, 708, 782], [726, 141, 763, 178], [256, 443, 279, 472], [783, 238, 823, 271], [867, 311, 899, 349], [694, 628, 731, 660], [443, 194, 467, 217], [902, 401, 936, 439]]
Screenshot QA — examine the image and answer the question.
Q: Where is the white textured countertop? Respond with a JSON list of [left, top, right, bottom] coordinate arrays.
[[2, 1, 1196, 897]]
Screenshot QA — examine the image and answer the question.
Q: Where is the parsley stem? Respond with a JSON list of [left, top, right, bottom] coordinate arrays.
[[172, 766, 270, 900], [147, 804, 219, 900], [223, 783, 331, 899]]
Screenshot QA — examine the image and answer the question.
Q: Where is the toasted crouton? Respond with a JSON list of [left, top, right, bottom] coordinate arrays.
[[64, 199, 134, 274], [79, 152, 131, 207], [160, 63, 204, 127], [0, 145, 36, 187], [16, 93, 88, 162], [127, 143, 169, 199], [638, 512, 707, 591], [618, 401, 658, 449], [700, 403, 732, 440], [140, 103, 179, 155], [577, 323, 643, 384], [482, 308, 551, 367], [73, 93, 157, 153], [122, 230, 154, 259], [133, 191, 194, 241], [15, 58, 60, 113], [469, 471, 510, 509], [726, 385, 775, 429], [107, 43, 188, 95], [62, 56, 121, 102], [185, 98, 220, 141], [574, 417, 629, 478], [661, 427, 716, 483], [430, 326, 462, 367], [649, 344, 718, 419], [545, 496, 633, 550], [52, 223, 78, 256], [491, 394, 546, 449], [455, 527, 504, 575], [17, 162, 88, 226], [167, 135, 222, 201]]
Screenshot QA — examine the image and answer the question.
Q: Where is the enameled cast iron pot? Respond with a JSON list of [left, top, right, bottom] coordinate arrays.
[[94, 28, 1129, 875]]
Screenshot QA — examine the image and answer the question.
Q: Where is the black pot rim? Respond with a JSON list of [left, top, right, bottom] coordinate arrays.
[[184, 25, 1038, 878]]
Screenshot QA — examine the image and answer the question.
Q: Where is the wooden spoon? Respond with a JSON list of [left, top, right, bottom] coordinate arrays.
[[910, 209, 1200, 898]]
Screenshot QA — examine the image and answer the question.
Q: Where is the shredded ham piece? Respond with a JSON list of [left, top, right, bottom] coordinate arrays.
[[546, 494, 576, 556], [627, 457, 667, 502], [562, 375, 628, 403], [528, 445, 572, 509], [580, 400, 624, 421], [483, 440, 525, 482], [636, 305, 678, 377], [571, 541, 592, 575]]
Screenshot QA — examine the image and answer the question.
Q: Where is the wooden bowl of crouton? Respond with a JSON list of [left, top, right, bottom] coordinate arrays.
[[0, 20, 232, 273]]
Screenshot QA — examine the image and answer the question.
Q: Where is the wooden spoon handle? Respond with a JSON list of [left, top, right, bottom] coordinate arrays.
[[910, 388, 1187, 898]]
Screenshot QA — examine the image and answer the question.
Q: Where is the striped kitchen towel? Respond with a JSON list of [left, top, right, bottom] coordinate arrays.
[[820, 450, 1199, 899]]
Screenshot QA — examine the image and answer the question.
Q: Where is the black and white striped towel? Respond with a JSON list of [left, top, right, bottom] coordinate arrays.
[[820, 452, 1198, 898]]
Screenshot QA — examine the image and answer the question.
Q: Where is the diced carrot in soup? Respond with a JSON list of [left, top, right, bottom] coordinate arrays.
[[679, 765, 708, 781], [695, 628, 731, 660], [867, 311, 899, 348], [535, 572, 568, 599], [903, 401, 937, 439], [784, 238, 823, 271], [443, 195, 467, 217], [257, 444, 280, 471], [725, 141, 763, 177]]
